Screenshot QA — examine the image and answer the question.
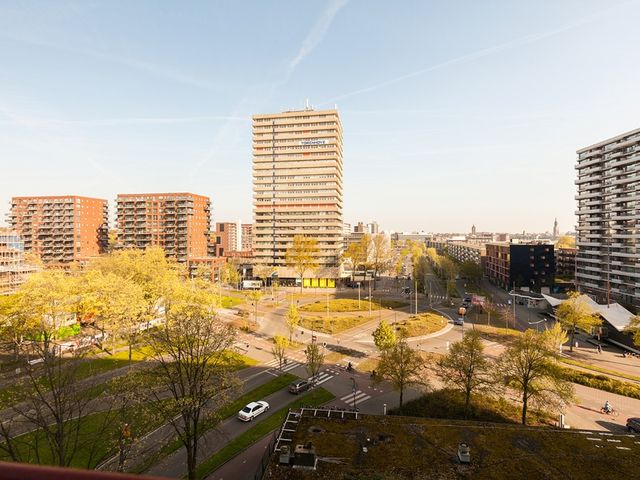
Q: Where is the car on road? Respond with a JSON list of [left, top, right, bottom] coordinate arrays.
[[627, 417, 640, 433], [238, 401, 269, 421], [288, 379, 311, 394], [454, 317, 465, 326]]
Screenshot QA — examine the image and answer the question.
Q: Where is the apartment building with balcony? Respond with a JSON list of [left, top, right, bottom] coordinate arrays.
[[10, 195, 108, 265], [116, 192, 210, 263], [252, 107, 343, 279], [485, 242, 555, 293], [575, 127, 640, 308], [210, 221, 253, 258], [556, 247, 577, 280], [0, 229, 38, 294], [447, 241, 486, 265]]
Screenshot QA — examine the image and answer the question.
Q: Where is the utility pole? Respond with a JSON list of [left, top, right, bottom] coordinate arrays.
[[368, 280, 372, 317], [512, 282, 516, 330], [358, 282, 361, 309]]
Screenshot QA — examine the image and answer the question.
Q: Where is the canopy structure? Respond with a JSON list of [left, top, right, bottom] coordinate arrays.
[[542, 293, 634, 332]]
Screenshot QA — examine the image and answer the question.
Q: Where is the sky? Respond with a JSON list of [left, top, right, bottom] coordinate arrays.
[[1, 0, 639, 234]]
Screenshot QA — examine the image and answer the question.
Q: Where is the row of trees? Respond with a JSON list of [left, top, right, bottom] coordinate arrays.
[[371, 320, 575, 424], [0, 247, 239, 479], [342, 233, 394, 284]]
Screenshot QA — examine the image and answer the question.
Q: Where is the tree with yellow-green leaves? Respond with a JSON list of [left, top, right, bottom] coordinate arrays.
[[271, 335, 289, 371], [285, 235, 319, 291], [370, 234, 393, 287], [343, 234, 370, 280], [555, 235, 576, 249], [625, 315, 640, 348], [376, 336, 427, 411], [499, 328, 574, 425], [137, 282, 240, 480], [0, 292, 29, 360], [556, 291, 601, 352], [285, 303, 300, 343]]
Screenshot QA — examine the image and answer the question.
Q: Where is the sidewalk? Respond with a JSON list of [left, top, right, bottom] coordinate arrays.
[[561, 333, 640, 381]]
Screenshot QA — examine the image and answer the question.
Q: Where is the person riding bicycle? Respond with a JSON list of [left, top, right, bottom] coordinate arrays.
[[603, 400, 612, 413], [347, 362, 353, 372]]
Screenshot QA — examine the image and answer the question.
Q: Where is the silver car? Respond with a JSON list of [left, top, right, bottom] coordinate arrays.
[[238, 401, 269, 422]]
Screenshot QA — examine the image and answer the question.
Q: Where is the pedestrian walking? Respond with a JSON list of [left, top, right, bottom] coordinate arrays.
[[597, 344, 602, 354]]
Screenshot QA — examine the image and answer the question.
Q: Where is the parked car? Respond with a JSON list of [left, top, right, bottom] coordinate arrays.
[[238, 401, 269, 421], [626, 417, 640, 433], [454, 317, 465, 326], [288, 379, 311, 394]]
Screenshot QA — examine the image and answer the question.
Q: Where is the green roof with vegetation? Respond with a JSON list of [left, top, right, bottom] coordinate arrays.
[[264, 412, 640, 479]]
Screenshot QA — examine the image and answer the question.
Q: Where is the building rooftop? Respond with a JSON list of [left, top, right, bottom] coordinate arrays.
[[265, 409, 640, 479]]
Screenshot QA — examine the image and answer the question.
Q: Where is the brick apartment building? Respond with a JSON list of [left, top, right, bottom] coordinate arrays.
[[116, 192, 210, 263], [0, 229, 38, 294], [210, 222, 253, 258], [485, 242, 555, 293], [10, 195, 108, 264], [252, 107, 343, 280]]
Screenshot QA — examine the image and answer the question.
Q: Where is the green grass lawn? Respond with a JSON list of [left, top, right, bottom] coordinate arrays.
[[300, 298, 407, 313], [220, 296, 243, 308], [392, 312, 448, 337], [300, 314, 372, 334], [0, 400, 160, 469], [195, 387, 335, 479]]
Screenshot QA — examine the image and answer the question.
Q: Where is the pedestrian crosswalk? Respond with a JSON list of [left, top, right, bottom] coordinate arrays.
[[263, 358, 301, 373], [339, 389, 371, 406], [262, 359, 336, 387], [309, 371, 333, 386]]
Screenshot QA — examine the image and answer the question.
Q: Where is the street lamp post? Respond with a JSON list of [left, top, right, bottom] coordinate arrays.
[[358, 282, 361, 309]]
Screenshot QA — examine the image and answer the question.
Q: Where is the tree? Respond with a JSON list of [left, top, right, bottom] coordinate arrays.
[[247, 290, 263, 323], [376, 337, 426, 411], [625, 315, 640, 347], [483, 299, 498, 327], [545, 322, 569, 354], [304, 342, 325, 384], [372, 320, 397, 352], [0, 292, 30, 360], [460, 261, 482, 285], [220, 261, 241, 287], [140, 285, 240, 480], [370, 234, 393, 287], [498, 306, 514, 329], [286, 235, 319, 292], [438, 257, 458, 296], [436, 331, 493, 417], [556, 235, 576, 249], [343, 234, 371, 280], [271, 335, 289, 371], [499, 329, 574, 425], [0, 346, 117, 468], [556, 292, 601, 352], [285, 303, 300, 343]]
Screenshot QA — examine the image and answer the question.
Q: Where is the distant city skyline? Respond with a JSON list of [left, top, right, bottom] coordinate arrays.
[[1, 0, 639, 232]]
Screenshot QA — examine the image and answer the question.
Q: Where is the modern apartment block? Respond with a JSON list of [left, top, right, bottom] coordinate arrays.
[[210, 221, 253, 258], [0, 229, 38, 294], [556, 247, 577, 280], [447, 241, 486, 265], [10, 195, 108, 264], [241, 223, 253, 252], [116, 192, 210, 263], [252, 107, 343, 279], [576, 127, 640, 308], [485, 242, 555, 293]]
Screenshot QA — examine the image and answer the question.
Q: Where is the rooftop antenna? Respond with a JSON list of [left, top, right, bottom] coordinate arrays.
[[305, 98, 311, 110]]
